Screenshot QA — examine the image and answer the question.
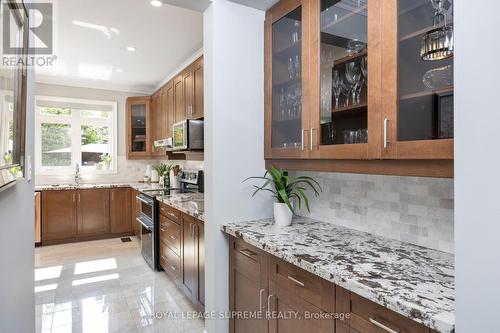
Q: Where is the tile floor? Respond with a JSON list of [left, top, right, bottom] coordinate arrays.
[[35, 237, 205, 333]]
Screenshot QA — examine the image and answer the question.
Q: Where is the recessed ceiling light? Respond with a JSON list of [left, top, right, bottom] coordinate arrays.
[[126, 46, 136, 52], [116, 68, 123, 73], [151, 0, 162, 7]]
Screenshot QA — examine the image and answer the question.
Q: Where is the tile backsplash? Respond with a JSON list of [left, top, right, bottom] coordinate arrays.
[[291, 171, 454, 253]]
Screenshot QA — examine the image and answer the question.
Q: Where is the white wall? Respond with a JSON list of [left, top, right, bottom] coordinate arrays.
[[0, 59, 35, 332], [454, 0, 500, 331], [204, 1, 271, 332]]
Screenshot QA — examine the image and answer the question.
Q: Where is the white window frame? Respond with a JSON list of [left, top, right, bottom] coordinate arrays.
[[35, 96, 118, 175]]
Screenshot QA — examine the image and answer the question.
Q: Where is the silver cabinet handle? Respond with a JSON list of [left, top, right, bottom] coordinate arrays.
[[383, 118, 390, 149], [301, 128, 305, 150], [161, 255, 167, 261], [369, 318, 399, 333], [259, 289, 266, 311], [310, 127, 315, 150], [287, 275, 305, 287], [72, 193, 75, 202], [160, 227, 167, 232], [267, 294, 274, 313], [78, 193, 81, 202], [238, 248, 256, 258], [170, 265, 177, 271], [169, 235, 176, 240]]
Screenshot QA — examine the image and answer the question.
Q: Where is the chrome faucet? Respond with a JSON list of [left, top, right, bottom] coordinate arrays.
[[74, 163, 80, 184]]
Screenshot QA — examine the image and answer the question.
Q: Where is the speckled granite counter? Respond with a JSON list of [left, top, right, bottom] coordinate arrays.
[[35, 183, 204, 221], [221, 217, 454, 333], [157, 192, 204, 221]]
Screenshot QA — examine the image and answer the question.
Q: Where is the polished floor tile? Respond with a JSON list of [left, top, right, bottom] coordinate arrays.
[[35, 237, 205, 333]]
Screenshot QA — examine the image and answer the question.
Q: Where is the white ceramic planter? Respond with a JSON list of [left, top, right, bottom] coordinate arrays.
[[274, 202, 293, 226]]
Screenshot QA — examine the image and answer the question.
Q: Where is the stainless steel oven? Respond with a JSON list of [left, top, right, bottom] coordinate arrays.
[[137, 194, 158, 270]]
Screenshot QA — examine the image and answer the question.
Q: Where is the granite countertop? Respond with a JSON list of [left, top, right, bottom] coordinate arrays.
[[35, 182, 204, 221], [157, 192, 204, 221], [221, 217, 454, 333]]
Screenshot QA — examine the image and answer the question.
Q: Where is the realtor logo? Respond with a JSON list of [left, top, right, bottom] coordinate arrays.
[[3, 2, 53, 55]]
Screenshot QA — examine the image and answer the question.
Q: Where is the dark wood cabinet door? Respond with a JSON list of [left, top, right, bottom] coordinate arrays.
[[183, 69, 194, 119], [110, 188, 131, 234], [268, 279, 334, 333], [42, 190, 77, 241], [131, 189, 141, 237], [166, 82, 174, 138], [151, 93, 164, 157], [229, 238, 269, 333], [77, 189, 110, 236], [192, 57, 204, 119], [196, 220, 205, 307], [181, 214, 196, 299], [174, 75, 185, 123], [126, 96, 151, 159]]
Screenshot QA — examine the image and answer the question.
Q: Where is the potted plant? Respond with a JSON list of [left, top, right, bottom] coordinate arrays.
[[100, 153, 112, 170], [154, 162, 173, 187], [244, 166, 321, 226]]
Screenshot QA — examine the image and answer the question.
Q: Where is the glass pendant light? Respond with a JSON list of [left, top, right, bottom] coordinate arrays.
[[420, 0, 454, 61]]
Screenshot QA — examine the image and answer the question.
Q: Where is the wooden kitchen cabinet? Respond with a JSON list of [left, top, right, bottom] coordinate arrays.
[[131, 189, 141, 237], [35, 192, 41, 244], [181, 213, 205, 309], [77, 189, 110, 236], [42, 190, 78, 241], [191, 57, 204, 119], [150, 92, 164, 158], [126, 96, 151, 160], [174, 74, 185, 124], [230, 237, 437, 333], [229, 238, 269, 333], [265, 0, 454, 177], [110, 188, 131, 234], [165, 81, 175, 139], [42, 188, 133, 245]]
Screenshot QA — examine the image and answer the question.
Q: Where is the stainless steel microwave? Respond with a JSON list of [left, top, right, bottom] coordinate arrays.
[[172, 119, 204, 151]]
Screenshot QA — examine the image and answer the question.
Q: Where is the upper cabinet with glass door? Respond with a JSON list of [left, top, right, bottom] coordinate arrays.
[[309, 0, 380, 159], [126, 96, 151, 160], [382, 0, 454, 159], [265, 0, 310, 159]]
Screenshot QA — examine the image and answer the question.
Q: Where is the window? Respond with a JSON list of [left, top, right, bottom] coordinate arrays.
[[35, 96, 117, 174]]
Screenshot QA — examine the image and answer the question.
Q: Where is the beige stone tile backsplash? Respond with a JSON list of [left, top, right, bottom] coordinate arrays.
[[291, 171, 454, 253]]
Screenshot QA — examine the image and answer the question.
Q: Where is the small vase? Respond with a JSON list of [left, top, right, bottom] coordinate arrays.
[[273, 202, 293, 226]]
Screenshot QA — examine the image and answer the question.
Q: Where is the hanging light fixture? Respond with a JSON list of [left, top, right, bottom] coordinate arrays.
[[420, 0, 454, 61]]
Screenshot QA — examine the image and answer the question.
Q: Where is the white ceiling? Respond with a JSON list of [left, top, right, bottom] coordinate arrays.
[[35, 0, 203, 94], [228, 0, 279, 11]]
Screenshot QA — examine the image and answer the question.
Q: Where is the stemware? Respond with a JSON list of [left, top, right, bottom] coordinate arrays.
[[345, 62, 362, 105], [340, 77, 352, 108], [279, 88, 285, 117], [332, 70, 342, 109], [287, 57, 294, 79], [294, 55, 300, 78], [292, 20, 300, 44]]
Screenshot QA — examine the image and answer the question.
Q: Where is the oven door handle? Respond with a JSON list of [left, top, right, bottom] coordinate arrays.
[[137, 196, 154, 205], [136, 217, 152, 230]]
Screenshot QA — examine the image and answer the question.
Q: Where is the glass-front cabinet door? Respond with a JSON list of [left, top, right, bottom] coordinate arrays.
[[265, 0, 310, 159], [309, 0, 381, 159], [126, 97, 151, 159], [382, 0, 454, 159]]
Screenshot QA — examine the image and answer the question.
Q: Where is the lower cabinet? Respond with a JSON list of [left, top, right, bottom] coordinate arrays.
[[130, 189, 141, 238], [230, 237, 434, 333], [41, 188, 132, 244], [77, 189, 110, 236], [42, 190, 78, 241], [229, 237, 269, 333], [110, 188, 131, 234], [181, 213, 205, 308]]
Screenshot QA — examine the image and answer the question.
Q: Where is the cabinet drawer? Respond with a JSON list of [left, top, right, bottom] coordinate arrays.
[[270, 256, 335, 313], [337, 286, 429, 333], [159, 202, 180, 222], [159, 214, 181, 255], [160, 241, 180, 281]]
